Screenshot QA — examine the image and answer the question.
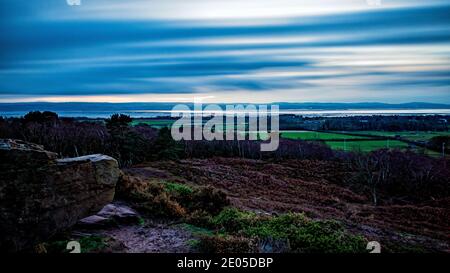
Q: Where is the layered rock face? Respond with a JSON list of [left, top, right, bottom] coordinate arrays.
[[0, 139, 120, 252]]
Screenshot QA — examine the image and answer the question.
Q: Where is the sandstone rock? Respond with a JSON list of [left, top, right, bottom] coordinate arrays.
[[0, 139, 57, 168], [77, 215, 112, 229], [97, 203, 139, 223], [0, 139, 120, 252], [77, 203, 139, 229]]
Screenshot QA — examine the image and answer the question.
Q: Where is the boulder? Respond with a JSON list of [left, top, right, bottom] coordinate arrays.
[[77, 203, 139, 229], [97, 203, 139, 223], [77, 215, 112, 229], [0, 139, 120, 252], [0, 139, 57, 167]]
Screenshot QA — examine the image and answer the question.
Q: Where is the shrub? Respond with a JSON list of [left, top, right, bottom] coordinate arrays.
[[243, 213, 308, 239], [116, 176, 186, 218], [116, 176, 228, 219], [211, 207, 258, 233], [209, 209, 367, 253], [164, 182, 194, 196], [78, 236, 107, 253], [183, 186, 229, 215], [197, 235, 257, 253], [242, 214, 367, 253], [280, 220, 366, 253], [186, 210, 214, 229], [44, 235, 107, 253], [140, 192, 187, 218]]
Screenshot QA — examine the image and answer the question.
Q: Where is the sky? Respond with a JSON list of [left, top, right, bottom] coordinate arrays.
[[0, 0, 449, 103]]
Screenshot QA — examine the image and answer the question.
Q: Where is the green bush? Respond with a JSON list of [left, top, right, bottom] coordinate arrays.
[[209, 209, 367, 253], [78, 236, 107, 253], [44, 235, 107, 253], [164, 182, 194, 196], [243, 213, 367, 253], [211, 207, 258, 233], [197, 235, 257, 253], [242, 213, 308, 239]]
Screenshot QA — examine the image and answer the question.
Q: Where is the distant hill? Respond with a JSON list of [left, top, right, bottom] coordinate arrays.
[[0, 102, 449, 113], [275, 102, 450, 110]]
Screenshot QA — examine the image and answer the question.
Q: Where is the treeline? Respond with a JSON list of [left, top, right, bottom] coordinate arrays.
[[347, 149, 449, 204], [279, 115, 449, 131], [0, 112, 338, 165], [0, 111, 448, 204], [323, 115, 448, 131], [0, 112, 158, 167], [428, 136, 450, 154]]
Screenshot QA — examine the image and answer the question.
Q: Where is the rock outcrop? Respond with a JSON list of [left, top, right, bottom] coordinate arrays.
[[77, 203, 140, 229], [0, 139, 120, 252]]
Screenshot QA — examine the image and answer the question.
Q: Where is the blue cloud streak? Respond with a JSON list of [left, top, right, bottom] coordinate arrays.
[[0, 1, 449, 102]]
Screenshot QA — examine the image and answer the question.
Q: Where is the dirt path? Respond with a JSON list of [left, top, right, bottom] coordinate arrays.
[[73, 202, 196, 253], [101, 224, 194, 253]]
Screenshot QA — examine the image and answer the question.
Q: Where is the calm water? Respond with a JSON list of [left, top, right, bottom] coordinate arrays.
[[1, 109, 450, 118]]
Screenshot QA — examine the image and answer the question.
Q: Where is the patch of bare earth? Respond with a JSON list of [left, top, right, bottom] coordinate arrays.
[[76, 223, 195, 253], [102, 224, 194, 253], [125, 157, 449, 252]]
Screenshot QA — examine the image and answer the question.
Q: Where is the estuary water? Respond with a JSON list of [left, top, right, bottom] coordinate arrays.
[[1, 109, 450, 118]]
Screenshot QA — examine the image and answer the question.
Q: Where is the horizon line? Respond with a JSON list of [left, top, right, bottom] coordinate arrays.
[[1, 101, 450, 106]]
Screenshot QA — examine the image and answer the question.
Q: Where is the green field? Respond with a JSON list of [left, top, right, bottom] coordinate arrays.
[[127, 122, 446, 155], [281, 131, 371, 140], [131, 119, 174, 128], [346, 131, 450, 142], [325, 140, 409, 152], [280, 130, 444, 155]]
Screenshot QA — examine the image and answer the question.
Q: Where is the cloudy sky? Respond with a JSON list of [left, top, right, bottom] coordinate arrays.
[[0, 0, 449, 103]]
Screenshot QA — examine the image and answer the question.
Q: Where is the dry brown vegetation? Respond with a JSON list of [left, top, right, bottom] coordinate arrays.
[[123, 158, 449, 252]]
